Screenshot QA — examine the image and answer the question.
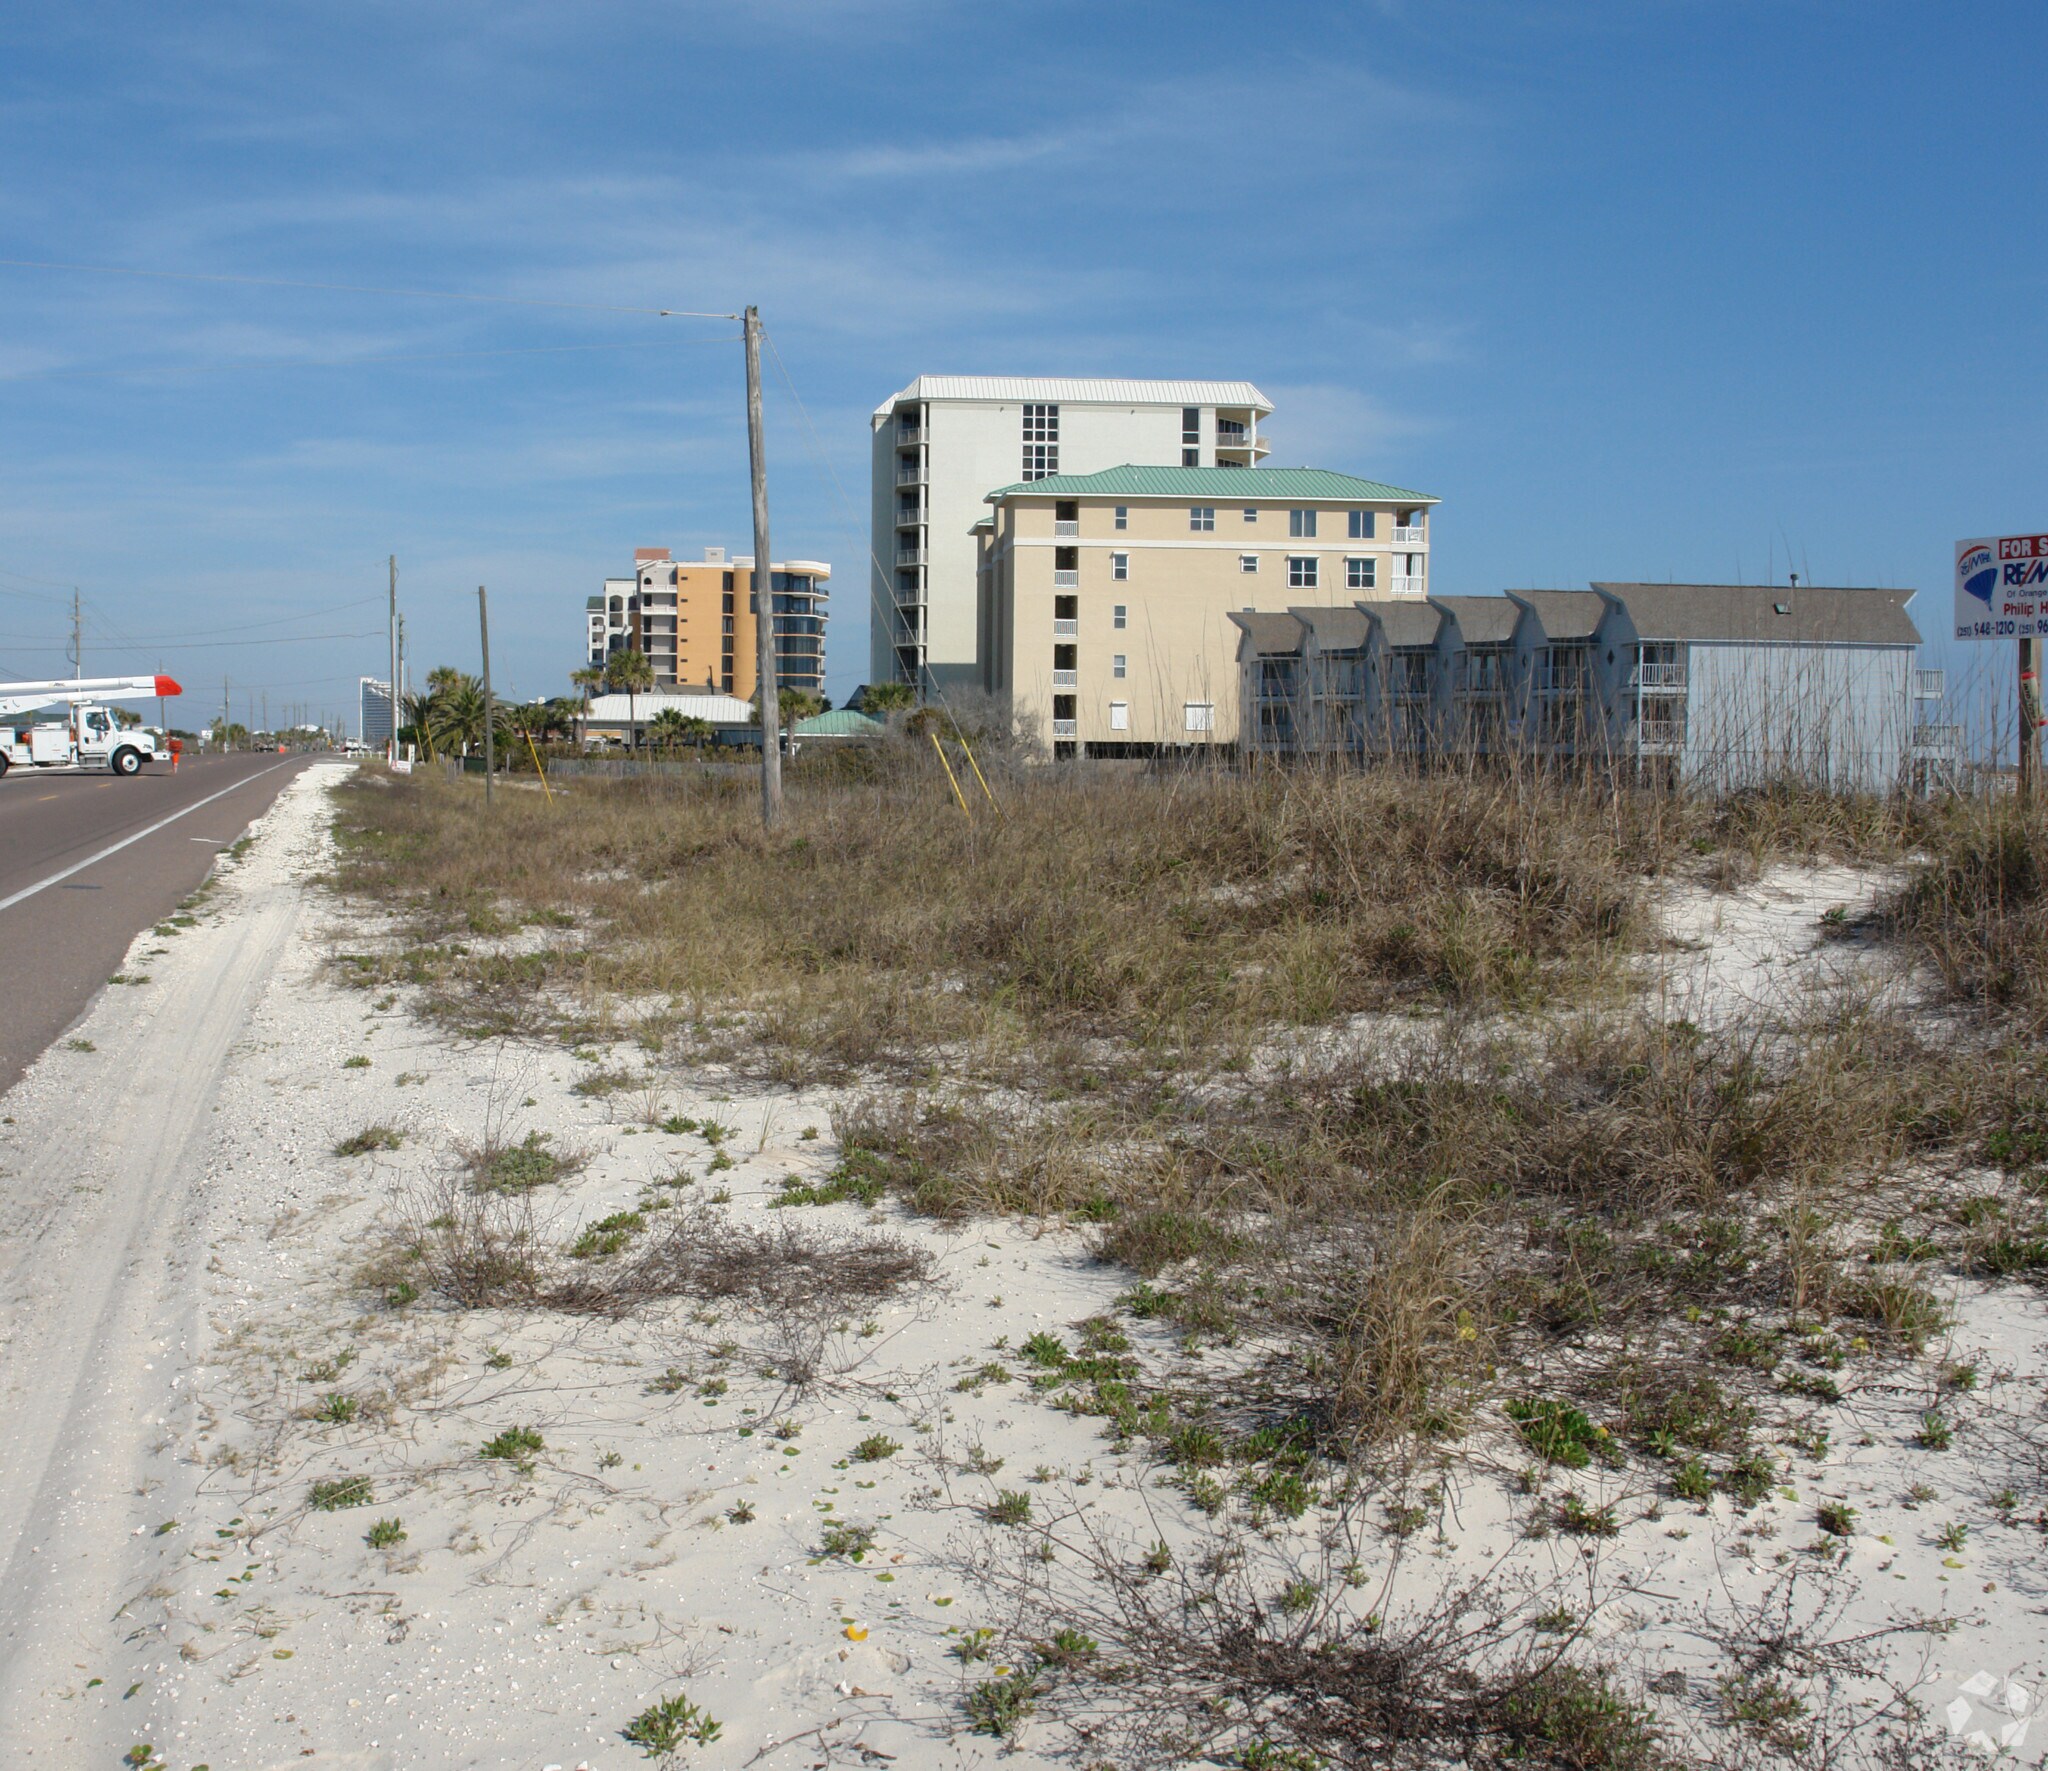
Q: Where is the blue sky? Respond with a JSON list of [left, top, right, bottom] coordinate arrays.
[[0, 0, 2042, 726]]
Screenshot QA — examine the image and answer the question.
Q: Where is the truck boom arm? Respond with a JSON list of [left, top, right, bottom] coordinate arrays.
[[0, 674, 183, 719]]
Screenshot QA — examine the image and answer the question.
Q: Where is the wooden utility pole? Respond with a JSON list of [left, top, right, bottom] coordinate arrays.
[[743, 305, 782, 829], [70, 590, 82, 680], [478, 584, 495, 804], [2022, 637, 2041, 809], [386, 554, 399, 765]]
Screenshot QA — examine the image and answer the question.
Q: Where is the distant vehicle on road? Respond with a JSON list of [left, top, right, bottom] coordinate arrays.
[[0, 675, 182, 780]]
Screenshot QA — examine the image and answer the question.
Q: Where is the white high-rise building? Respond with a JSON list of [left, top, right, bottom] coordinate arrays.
[[870, 377, 1272, 689]]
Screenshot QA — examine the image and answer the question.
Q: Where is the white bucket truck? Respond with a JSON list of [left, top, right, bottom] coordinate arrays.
[[0, 674, 182, 780]]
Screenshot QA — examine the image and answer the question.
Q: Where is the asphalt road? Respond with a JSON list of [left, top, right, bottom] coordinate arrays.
[[0, 751, 316, 1095]]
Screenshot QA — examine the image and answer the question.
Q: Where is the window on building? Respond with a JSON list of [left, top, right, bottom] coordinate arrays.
[[1189, 507, 1215, 532], [1183, 448, 1200, 467], [1109, 701, 1129, 731], [1182, 406, 1200, 445], [1021, 403, 1060, 480], [1113, 654, 1127, 679], [1243, 508, 1257, 523], [1288, 556, 1319, 589], [1111, 552, 1128, 581], [1240, 554, 1259, 574], [1348, 510, 1375, 540], [1347, 557, 1376, 591], [1114, 505, 1128, 530], [1055, 499, 1078, 522], [1113, 603, 1127, 629], [1184, 702, 1214, 733], [1289, 509, 1317, 538]]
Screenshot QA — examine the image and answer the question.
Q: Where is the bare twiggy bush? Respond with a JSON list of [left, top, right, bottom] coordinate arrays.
[[545, 1202, 931, 1319], [391, 1170, 545, 1307], [957, 1503, 1672, 1770]]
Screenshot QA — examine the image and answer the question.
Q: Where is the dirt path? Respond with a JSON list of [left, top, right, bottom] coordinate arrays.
[[0, 764, 339, 1761]]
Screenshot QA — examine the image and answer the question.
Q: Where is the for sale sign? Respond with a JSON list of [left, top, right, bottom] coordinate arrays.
[[1956, 533, 2048, 640]]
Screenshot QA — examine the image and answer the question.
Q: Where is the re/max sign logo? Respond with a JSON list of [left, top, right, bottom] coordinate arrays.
[[2005, 562, 2048, 589]]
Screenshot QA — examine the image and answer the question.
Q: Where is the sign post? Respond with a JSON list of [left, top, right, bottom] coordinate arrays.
[[1954, 533, 2048, 803]]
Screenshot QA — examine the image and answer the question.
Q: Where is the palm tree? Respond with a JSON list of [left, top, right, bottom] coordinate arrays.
[[605, 648, 654, 751], [426, 672, 488, 755], [401, 688, 441, 760], [570, 665, 605, 749], [646, 707, 688, 753], [779, 687, 826, 725], [861, 680, 916, 717]]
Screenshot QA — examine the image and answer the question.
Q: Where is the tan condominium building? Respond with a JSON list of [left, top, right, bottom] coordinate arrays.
[[585, 547, 830, 700], [975, 465, 1437, 758]]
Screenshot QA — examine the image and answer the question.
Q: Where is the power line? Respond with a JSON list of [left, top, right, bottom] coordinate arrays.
[[76, 594, 387, 646], [0, 258, 739, 320], [0, 333, 744, 385], [0, 629, 384, 653]]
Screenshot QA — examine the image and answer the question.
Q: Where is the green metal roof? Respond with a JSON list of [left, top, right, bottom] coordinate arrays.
[[792, 709, 884, 738], [985, 465, 1437, 505]]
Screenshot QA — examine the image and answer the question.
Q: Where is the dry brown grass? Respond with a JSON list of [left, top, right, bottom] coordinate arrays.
[[329, 762, 2048, 1456], [1880, 793, 2048, 1018], [332, 757, 1681, 1067]]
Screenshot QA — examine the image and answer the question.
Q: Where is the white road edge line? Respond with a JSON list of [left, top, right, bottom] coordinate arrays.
[[0, 763, 293, 914]]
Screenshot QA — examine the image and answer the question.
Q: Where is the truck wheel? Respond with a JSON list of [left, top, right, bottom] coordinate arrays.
[[0, 751, 9, 780], [111, 746, 143, 776]]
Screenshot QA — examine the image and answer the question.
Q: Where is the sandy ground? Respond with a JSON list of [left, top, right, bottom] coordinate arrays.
[[1, 770, 2045, 1768]]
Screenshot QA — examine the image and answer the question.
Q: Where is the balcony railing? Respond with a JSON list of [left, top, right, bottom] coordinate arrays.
[[1053, 520, 1079, 538], [1053, 616, 1078, 637], [1052, 668, 1077, 688], [1392, 526, 1427, 546], [1636, 719, 1686, 749], [1392, 575, 1426, 598], [1053, 568, 1079, 589], [1051, 718, 1077, 739], [895, 546, 926, 567], [896, 464, 924, 486], [1633, 662, 1687, 690], [1915, 668, 1946, 700], [896, 506, 925, 529], [1913, 721, 1964, 755], [896, 425, 926, 445]]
